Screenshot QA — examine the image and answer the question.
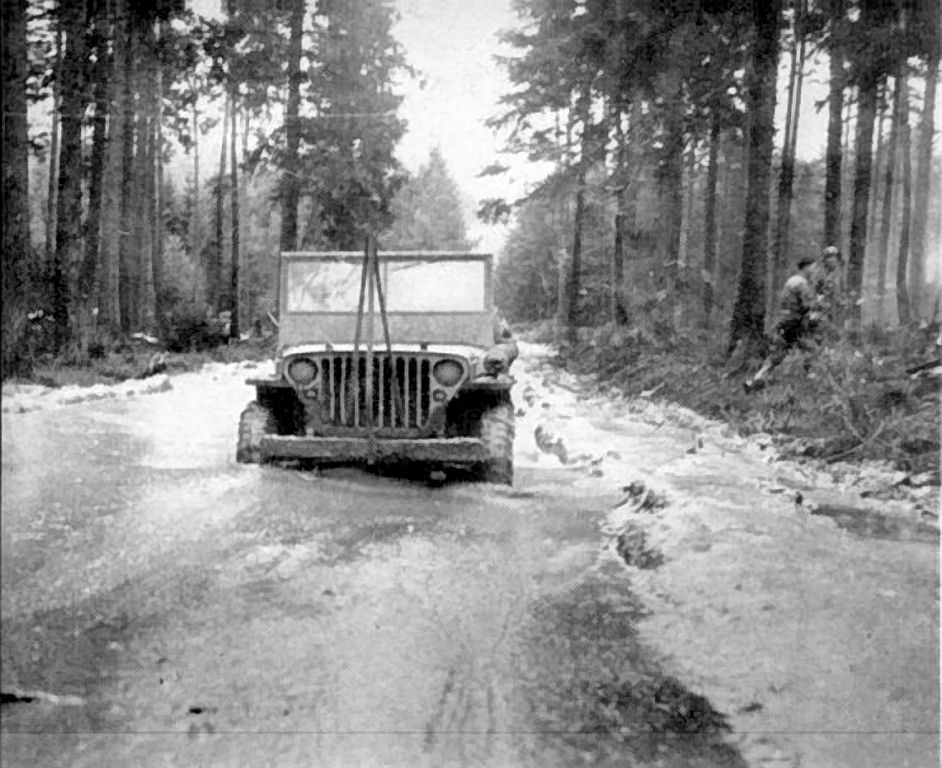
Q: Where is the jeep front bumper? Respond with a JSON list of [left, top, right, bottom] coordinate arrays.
[[259, 435, 488, 464]]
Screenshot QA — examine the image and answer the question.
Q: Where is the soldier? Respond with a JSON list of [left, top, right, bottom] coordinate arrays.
[[814, 245, 845, 336], [745, 256, 819, 392]]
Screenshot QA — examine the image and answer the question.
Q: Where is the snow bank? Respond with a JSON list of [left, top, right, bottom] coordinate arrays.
[[1, 360, 270, 415]]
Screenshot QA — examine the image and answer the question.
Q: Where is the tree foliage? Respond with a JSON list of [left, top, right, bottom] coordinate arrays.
[[384, 148, 474, 251], [4, 0, 412, 368], [490, 0, 940, 350]]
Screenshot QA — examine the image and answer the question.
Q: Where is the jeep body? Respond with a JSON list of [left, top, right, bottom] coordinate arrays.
[[237, 251, 515, 482]]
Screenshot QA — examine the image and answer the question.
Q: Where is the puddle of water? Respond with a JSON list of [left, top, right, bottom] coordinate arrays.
[[811, 504, 939, 544]]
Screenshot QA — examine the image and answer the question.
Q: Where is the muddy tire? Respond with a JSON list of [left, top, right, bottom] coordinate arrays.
[[236, 401, 276, 464], [478, 402, 514, 485]]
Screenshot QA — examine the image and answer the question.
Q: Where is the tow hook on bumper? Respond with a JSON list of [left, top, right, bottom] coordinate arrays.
[[259, 436, 488, 464]]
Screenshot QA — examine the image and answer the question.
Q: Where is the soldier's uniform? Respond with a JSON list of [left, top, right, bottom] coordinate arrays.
[[745, 259, 818, 391], [813, 252, 845, 338], [770, 272, 817, 364]]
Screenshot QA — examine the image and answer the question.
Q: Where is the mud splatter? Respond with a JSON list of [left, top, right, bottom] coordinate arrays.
[[615, 523, 664, 570]]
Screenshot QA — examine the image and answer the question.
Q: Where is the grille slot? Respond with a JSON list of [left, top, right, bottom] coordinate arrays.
[[319, 354, 434, 431]]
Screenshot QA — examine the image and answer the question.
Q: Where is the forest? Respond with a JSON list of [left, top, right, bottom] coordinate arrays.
[[481, 0, 940, 471], [1, 0, 939, 468], [1, 0, 474, 378], [487, 0, 940, 342]]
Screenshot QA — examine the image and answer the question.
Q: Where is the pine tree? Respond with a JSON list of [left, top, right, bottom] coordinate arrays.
[[2, 0, 31, 377], [302, 0, 408, 248], [384, 148, 473, 250], [728, 0, 784, 351]]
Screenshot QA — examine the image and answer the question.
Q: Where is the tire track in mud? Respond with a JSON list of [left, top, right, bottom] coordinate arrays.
[[514, 349, 749, 767], [419, 549, 535, 765], [519, 575, 747, 768]]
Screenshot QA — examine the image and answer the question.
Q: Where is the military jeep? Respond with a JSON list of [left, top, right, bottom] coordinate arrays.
[[236, 250, 516, 483]]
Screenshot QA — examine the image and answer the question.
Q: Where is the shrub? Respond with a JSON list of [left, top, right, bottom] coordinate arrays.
[[159, 298, 228, 352], [569, 322, 940, 472]]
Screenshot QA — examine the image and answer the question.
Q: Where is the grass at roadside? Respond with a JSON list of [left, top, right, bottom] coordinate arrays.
[[522, 320, 940, 476]]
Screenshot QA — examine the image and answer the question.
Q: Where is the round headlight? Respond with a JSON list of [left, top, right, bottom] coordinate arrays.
[[287, 357, 318, 386], [432, 359, 464, 387]]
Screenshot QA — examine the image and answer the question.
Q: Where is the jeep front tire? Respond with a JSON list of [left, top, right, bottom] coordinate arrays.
[[479, 402, 514, 485], [236, 401, 276, 464]]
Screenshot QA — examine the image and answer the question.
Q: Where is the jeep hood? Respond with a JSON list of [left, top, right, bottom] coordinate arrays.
[[279, 342, 486, 360]]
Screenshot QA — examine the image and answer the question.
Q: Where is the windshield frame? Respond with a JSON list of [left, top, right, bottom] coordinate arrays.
[[280, 251, 494, 316]]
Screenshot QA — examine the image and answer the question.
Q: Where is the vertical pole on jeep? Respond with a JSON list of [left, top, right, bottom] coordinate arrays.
[[372, 239, 404, 421], [365, 236, 376, 444]]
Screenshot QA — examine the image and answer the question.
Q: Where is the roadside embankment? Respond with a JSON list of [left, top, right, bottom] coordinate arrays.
[[518, 320, 940, 517], [514, 343, 939, 768]]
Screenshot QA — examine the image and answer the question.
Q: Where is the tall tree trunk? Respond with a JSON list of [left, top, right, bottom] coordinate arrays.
[[611, 103, 630, 325], [2, 0, 31, 378], [229, 93, 241, 339], [152, 47, 165, 327], [771, 9, 807, 310], [847, 60, 879, 329], [190, 96, 201, 300], [239, 108, 249, 325], [717, 135, 736, 309], [554, 108, 574, 343], [624, 98, 642, 266], [81, 0, 111, 311], [866, 86, 886, 249], [659, 103, 684, 306], [212, 95, 229, 314], [868, 85, 886, 228], [895, 71, 912, 326], [910, 54, 938, 320], [129, 106, 150, 329], [877, 76, 901, 322], [729, 0, 782, 351], [53, 0, 89, 348], [99, 0, 125, 332], [278, 0, 304, 316], [679, 145, 696, 270], [771, 14, 799, 313], [137, 115, 155, 329], [569, 170, 586, 333], [46, 26, 63, 268], [680, 143, 698, 325], [933, 175, 942, 293], [567, 85, 592, 338], [823, 0, 845, 250], [117, 23, 137, 334], [568, 163, 587, 336], [702, 113, 720, 324]]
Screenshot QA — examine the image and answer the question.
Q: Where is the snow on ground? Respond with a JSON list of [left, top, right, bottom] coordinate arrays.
[[513, 342, 937, 519], [513, 341, 939, 768], [1, 361, 273, 415], [1, 344, 937, 766]]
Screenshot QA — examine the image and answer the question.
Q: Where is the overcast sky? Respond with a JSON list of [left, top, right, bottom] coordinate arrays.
[[391, 0, 549, 252]]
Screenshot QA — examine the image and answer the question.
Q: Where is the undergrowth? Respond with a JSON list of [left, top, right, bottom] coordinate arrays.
[[528, 320, 940, 474]]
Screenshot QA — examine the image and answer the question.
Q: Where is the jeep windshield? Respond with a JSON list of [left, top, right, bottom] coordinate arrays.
[[286, 258, 486, 313], [279, 252, 495, 348]]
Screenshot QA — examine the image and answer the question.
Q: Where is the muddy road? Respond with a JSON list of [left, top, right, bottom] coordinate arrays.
[[2, 347, 938, 767]]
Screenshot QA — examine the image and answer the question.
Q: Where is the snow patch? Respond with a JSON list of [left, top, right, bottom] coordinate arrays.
[[1, 360, 268, 415]]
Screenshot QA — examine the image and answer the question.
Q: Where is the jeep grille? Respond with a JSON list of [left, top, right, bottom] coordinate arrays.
[[318, 354, 434, 431]]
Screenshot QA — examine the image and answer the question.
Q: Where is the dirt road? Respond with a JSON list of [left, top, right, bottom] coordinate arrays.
[[1, 346, 937, 767]]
